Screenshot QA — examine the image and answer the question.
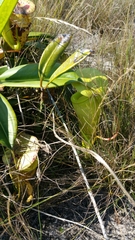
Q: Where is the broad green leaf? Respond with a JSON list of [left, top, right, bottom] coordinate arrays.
[[38, 34, 71, 88], [38, 36, 61, 79], [73, 68, 108, 97], [49, 71, 79, 87], [0, 93, 17, 149], [28, 32, 46, 38], [0, 63, 39, 82], [28, 32, 54, 39], [0, 0, 18, 33], [0, 65, 8, 75], [49, 49, 91, 83], [0, 63, 79, 88]]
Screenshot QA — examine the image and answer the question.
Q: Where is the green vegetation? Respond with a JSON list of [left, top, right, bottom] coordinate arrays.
[[0, 0, 135, 239]]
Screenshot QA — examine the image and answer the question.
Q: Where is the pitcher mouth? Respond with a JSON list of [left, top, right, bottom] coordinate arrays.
[[71, 92, 90, 104]]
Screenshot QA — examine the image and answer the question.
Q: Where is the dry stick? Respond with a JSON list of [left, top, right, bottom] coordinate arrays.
[[52, 112, 108, 240], [52, 113, 135, 208]]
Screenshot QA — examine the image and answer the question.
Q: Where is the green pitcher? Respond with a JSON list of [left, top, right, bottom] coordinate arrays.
[[71, 91, 102, 147], [71, 68, 108, 147]]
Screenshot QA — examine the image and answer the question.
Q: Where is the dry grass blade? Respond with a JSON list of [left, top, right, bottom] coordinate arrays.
[[35, 17, 92, 35], [52, 112, 108, 240], [52, 113, 135, 209], [33, 208, 105, 240]]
